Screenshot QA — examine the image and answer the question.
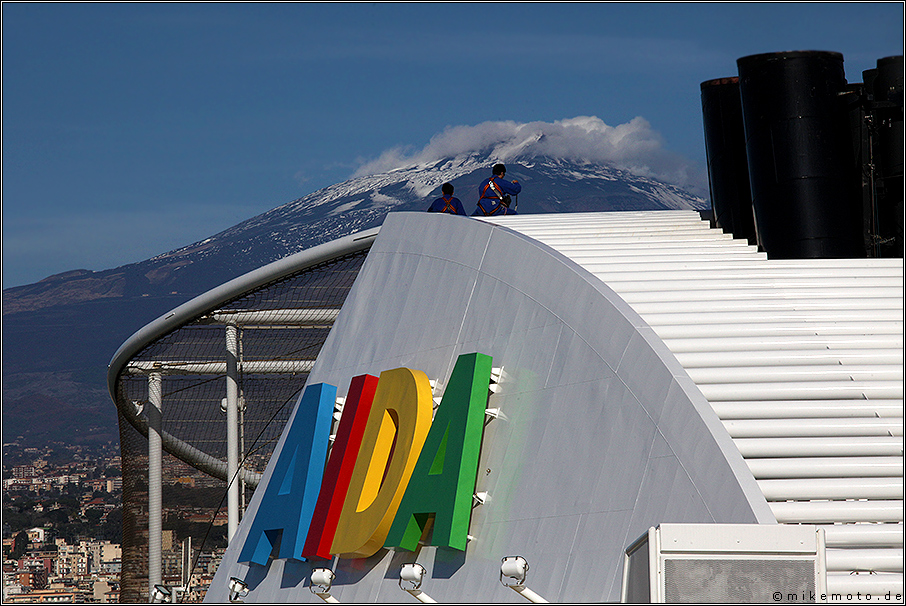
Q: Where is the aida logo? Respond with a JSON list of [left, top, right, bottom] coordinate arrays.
[[238, 352, 493, 565]]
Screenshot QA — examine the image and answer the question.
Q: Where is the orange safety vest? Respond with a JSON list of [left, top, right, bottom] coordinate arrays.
[[440, 196, 458, 214], [477, 177, 509, 215]]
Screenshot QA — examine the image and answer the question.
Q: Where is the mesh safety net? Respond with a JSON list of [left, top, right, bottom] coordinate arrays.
[[113, 250, 368, 602]]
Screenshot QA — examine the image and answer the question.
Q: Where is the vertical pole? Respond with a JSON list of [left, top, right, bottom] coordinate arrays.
[[239, 330, 247, 515], [148, 371, 163, 602], [180, 535, 191, 596], [225, 323, 240, 543], [240, 403, 247, 514]]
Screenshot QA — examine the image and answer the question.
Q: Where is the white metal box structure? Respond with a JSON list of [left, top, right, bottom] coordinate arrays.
[[622, 524, 827, 603]]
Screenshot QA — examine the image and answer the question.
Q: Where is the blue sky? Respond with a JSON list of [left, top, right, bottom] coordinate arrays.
[[3, 3, 903, 288]]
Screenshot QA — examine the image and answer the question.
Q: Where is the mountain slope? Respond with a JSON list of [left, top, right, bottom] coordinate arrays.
[[2, 154, 707, 447]]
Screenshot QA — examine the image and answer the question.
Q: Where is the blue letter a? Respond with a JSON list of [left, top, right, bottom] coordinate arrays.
[[238, 382, 336, 565]]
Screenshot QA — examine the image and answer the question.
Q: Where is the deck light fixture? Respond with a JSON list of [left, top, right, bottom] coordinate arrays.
[[151, 584, 172, 603], [399, 563, 436, 603], [227, 577, 249, 602], [500, 556, 548, 603], [310, 568, 339, 603]]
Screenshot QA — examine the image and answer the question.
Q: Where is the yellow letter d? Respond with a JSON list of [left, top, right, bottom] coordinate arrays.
[[330, 367, 433, 558]]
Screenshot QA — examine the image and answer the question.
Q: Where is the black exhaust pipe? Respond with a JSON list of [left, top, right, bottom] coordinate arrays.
[[700, 77, 757, 245], [737, 50, 864, 259], [868, 55, 904, 258]]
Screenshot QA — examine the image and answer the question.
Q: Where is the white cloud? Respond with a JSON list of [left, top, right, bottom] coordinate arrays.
[[352, 116, 706, 193]]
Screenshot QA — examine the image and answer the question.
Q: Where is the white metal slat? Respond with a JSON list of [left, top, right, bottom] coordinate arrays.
[[770, 500, 904, 524], [520, 231, 736, 245], [712, 400, 904, 419], [758, 474, 904, 499], [735, 436, 903, 458], [725, 418, 904, 438], [746, 456, 904, 479], [699, 380, 903, 402], [663, 334, 904, 353], [652, 321, 903, 340], [825, 548, 905, 572], [561, 250, 765, 264], [597, 274, 903, 290], [644, 309, 905, 327], [677, 349, 904, 368], [688, 365, 903, 384], [619, 286, 905, 303], [551, 243, 759, 258], [632, 297, 903, 318], [586, 266, 904, 282], [823, 524, 905, 547], [631, 297, 904, 314], [758, 477, 903, 500]]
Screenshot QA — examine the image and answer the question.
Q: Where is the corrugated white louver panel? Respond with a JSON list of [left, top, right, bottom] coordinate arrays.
[[486, 210, 904, 598]]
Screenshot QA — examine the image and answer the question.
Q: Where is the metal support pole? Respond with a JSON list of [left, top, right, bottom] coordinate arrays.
[[510, 585, 549, 604], [406, 589, 438, 603], [181, 536, 192, 592], [148, 371, 163, 601], [225, 324, 240, 543], [240, 402, 246, 514], [239, 332, 247, 516], [314, 592, 341, 604]]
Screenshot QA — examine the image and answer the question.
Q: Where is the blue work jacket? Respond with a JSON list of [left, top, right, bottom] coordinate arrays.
[[471, 176, 522, 216], [427, 195, 467, 215]]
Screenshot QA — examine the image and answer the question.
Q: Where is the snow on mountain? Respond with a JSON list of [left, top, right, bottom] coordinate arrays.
[[131, 115, 710, 289], [145, 151, 706, 293], [5, 148, 707, 317], [354, 116, 706, 194], [2, 146, 708, 448]]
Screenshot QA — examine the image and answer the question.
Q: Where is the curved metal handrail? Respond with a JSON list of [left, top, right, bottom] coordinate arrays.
[[107, 227, 380, 485]]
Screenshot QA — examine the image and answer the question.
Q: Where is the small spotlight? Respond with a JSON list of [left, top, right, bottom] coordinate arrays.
[[500, 556, 548, 603], [310, 568, 339, 603], [311, 568, 335, 592], [399, 563, 426, 590], [399, 563, 436, 603], [150, 584, 172, 603], [500, 556, 528, 586], [228, 577, 248, 602]]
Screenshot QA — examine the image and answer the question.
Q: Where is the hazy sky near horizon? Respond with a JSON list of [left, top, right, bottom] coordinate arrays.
[[3, 2, 903, 288]]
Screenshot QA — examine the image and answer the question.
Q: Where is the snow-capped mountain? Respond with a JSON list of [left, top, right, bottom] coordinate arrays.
[[137, 153, 706, 298], [2, 151, 706, 447]]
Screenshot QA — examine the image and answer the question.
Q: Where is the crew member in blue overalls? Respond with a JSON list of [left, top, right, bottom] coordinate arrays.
[[472, 164, 521, 216], [427, 182, 467, 215]]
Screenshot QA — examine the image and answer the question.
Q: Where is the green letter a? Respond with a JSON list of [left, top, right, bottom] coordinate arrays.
[[384, 352, 492, 551]]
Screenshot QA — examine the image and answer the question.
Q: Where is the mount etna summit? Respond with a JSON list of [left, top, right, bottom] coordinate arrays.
[[3, 138, 707, 448]]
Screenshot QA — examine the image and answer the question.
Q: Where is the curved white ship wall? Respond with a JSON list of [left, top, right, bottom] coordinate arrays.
[[208, 211, 775, 603]]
